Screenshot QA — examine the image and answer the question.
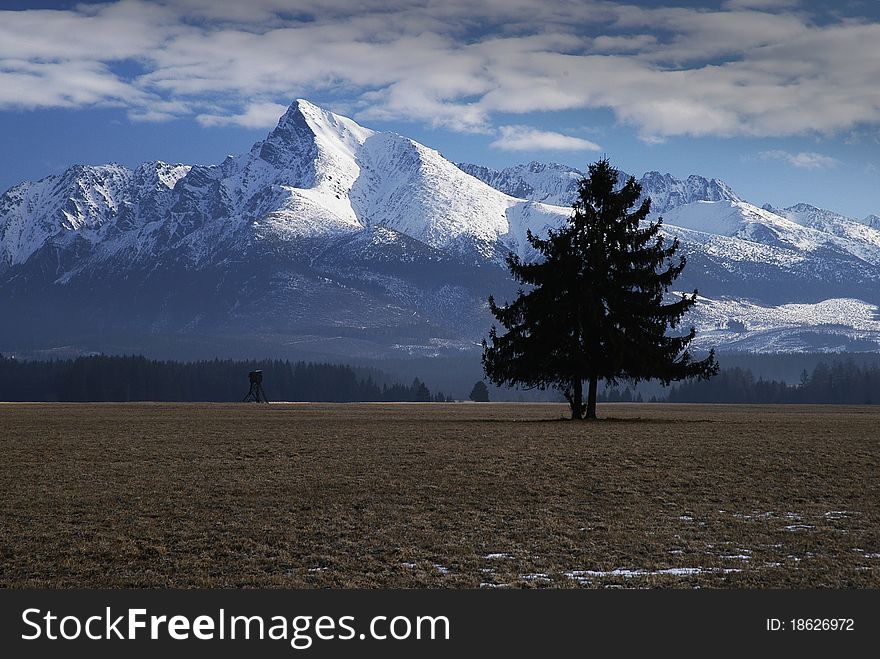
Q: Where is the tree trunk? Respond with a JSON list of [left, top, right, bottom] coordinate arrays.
[[569, 378, 583, 420], [586, 374, 598, 419]]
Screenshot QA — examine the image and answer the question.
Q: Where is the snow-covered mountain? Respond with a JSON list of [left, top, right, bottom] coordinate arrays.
[[2, 99, 880, 358], [0, 101, 563, 270], [0, 100, 567, 358], [762, 202, 880, 248], [637, 171, 741, 214], [455, 161, 588, 208], [457, 162, 741, 214], [689, 296, 880, 353]]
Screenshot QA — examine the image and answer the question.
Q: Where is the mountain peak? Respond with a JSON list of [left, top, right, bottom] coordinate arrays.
[[786, 202, 821, 213], [259, 99, 374, 170], [275, 98, 334, 131], [256, 103, 318, 170], [279, 99, 373, 142], [292, 97, 322, 114]]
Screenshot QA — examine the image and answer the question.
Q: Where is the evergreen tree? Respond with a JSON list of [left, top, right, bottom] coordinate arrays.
[[469, 380, 490, 402], [799, 368, 810, 387], [411, 378, 432, 402], [482, 158, 717, 419]]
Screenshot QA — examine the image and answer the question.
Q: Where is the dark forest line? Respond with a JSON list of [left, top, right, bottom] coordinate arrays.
[[2, 353, 879, 405], [0, 354, 452, 402], [661, 359, 880, 404], [564, 357, 880, 405]]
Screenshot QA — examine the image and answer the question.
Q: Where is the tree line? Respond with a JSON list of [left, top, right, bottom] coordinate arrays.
[[663, 359, 880, 404], [0, 354, 453, 402]]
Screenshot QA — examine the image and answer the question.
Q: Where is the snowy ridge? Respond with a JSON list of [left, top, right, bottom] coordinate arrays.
[[0, 161, 191, 268], [762, 203, 880, 261], [456, 161, 587, 207], [694, 296, 880, 333], [660, 200, 880, 267], [355, 133, 512, 252], [458, 162, 741, 213], [639, 171, 740, 214], [689, 296, 880, 353]]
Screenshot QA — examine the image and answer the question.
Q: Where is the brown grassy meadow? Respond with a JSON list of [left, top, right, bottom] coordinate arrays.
[[1, 402, 878, 588]]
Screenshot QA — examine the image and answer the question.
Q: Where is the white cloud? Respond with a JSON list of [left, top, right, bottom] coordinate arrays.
[[491, 126, 601, 151], [0, 0, 877, 143], [591, 34, 658, 53], [758, 150, 841, 169], [723, 0, 801, 10], [0, 60, 148, 110], [197, 102, 289, 128]]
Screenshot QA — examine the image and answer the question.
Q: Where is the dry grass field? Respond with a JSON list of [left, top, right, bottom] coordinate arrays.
[[1, 402, 878, 588]]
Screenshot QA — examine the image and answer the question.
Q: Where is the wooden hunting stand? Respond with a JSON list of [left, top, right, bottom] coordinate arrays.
[[243, 370, 269, 403]]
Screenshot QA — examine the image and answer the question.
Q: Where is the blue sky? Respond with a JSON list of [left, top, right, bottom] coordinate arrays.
[[1, 0, 879, 218]]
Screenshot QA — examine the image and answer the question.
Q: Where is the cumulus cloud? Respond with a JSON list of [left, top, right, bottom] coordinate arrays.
[[490, 126, 602, 151], [0, 0, 877, 143], [758, 150, 841, 169]]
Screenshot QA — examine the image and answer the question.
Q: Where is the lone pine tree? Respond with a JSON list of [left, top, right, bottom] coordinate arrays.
[[482, 158, 717, 419]]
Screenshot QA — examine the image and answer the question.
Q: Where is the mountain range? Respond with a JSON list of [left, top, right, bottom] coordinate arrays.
[[2, 99, 880, 361]]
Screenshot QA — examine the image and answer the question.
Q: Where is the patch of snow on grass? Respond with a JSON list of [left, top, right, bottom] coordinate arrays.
[[564, 567, 741, 584], [852, 549, 880, 559], [521, 573, 551, 582]]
